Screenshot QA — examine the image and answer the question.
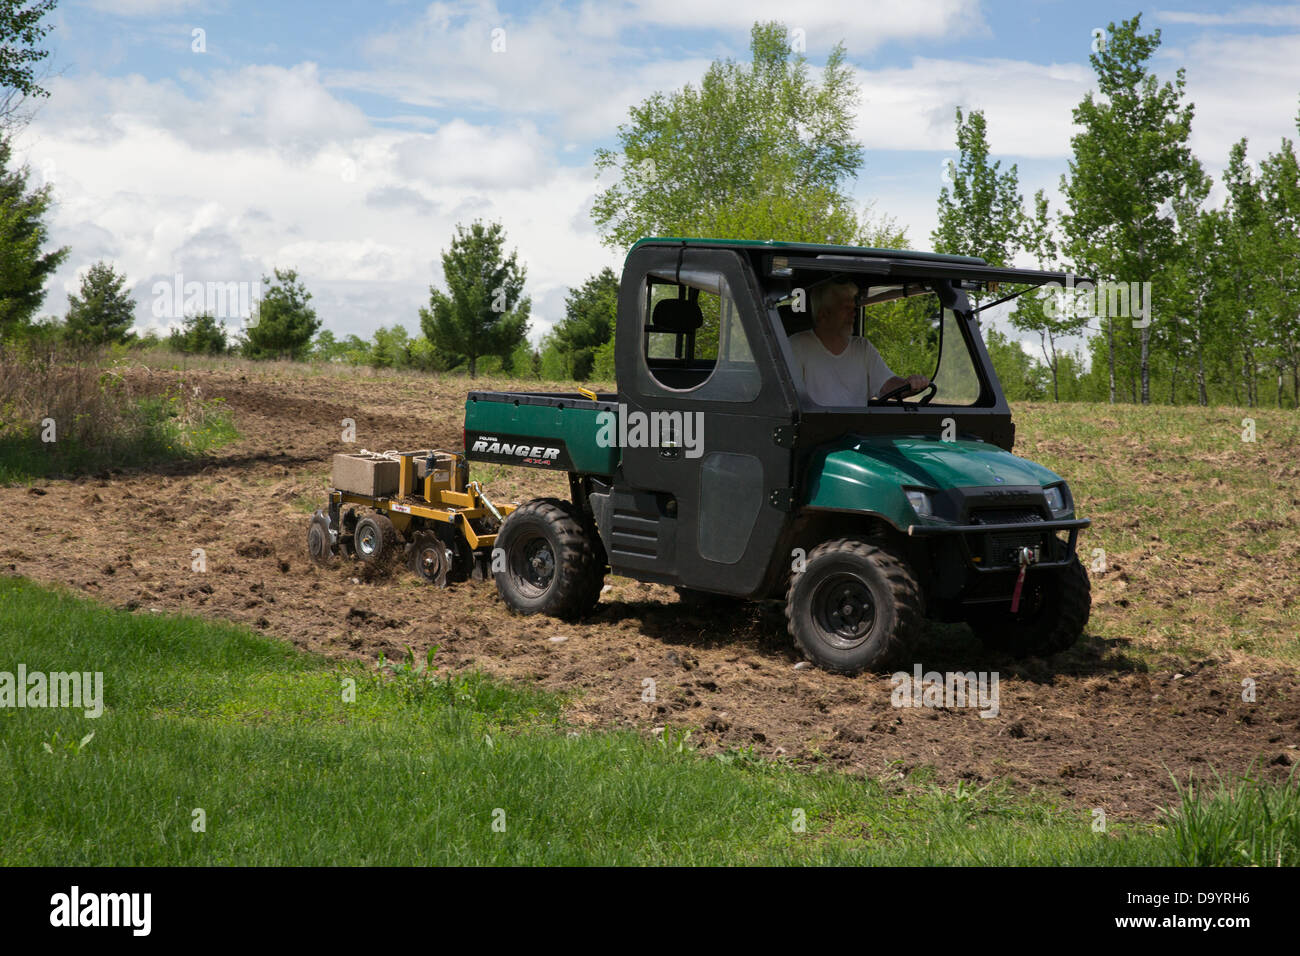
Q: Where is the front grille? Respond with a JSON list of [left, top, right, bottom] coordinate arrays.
[[986, 531, 1045, 564], [966, 510, 1050, 568], [969, 508, 1043, 525]]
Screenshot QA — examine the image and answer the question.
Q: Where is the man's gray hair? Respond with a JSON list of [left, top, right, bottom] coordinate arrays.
[[812, 280, 859, 318]]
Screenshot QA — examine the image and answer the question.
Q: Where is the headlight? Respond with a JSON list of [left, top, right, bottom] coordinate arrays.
[[1043, 484, 1068, 515], [905, 489, 934, 517]]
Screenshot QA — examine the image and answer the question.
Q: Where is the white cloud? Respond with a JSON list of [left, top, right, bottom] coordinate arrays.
[[627, 0, 987, 51], [16, 64, 619, 339], [1155, 5, 1300, 27], [83, 0, 204, 15], [326, 1, 715, 139], [851, 57, 1093, 159], [44, 64, 372, 154], [391, 119, 553, 189], [1161, 31, 1300, 162]]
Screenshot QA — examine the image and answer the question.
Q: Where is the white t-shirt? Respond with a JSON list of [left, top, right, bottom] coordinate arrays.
[[787, 329, 897, 406]]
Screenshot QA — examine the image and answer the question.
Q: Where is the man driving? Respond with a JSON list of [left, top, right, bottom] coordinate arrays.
[[787, 280, 930, 406]]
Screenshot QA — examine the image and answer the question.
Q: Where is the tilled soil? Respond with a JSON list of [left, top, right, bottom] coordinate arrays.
[[5, 366, 1297, 819]]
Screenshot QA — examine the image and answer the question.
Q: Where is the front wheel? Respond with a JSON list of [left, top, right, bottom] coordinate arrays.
[[785, 538, 923, 674], [494, 498, 601, 620], [964, 554, 1091, 657], [307, 510, 334, 565]]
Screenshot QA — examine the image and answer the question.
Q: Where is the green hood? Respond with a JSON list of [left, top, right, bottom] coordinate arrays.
[[803, 435, 1063, 527]]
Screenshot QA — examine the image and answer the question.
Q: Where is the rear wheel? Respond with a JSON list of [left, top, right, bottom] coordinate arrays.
[[494, 498, 601, 620], [786, 538, 923, 674], [965, 554, 1091, 657]]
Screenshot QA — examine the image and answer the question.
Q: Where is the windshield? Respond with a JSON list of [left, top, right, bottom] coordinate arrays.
[[771, 278, 988, 409]]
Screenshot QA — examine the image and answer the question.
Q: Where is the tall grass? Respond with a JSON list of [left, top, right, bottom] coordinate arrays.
[[1162, 767, 1300, 866], [0, 341, 237, 482]]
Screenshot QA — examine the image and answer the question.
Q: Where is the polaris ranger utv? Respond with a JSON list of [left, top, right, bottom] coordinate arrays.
[[465, 238, 1091, 673]]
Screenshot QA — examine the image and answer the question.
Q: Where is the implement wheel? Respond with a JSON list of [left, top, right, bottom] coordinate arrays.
[[307, 510, 334, 565], [408, 530, 450, 587], [494, 498, 600, 620], [353, 513, 397, 565]]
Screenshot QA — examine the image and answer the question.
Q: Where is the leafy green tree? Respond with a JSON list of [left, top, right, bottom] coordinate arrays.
[[310, 329, 344, 362], [1221, 141, 1272, 406], [591, 336, 616, 382], [419, 220, 529, 378], [0, 135, 66, 336], [0, 0, 57, 130], [168, 311, 227, 355], [369, 324, 411, 369], [1161, 171, 1225, 406], [592, 21, 864, 249], [553, 267, 618, 380], [537, 332, 569, 381], [340, 333, 371, 365], [932, 107, 1024, 268], [1008, 191, 1092, 400], [65, 260, 136, 345], [1256, 135, 1300, 406], [984, 326, 1047, 401], [1059, 14, 1199, 404], [243, 268, 319, 360], [508, 339, 541, 379], [1052, 348, 1092, 402]]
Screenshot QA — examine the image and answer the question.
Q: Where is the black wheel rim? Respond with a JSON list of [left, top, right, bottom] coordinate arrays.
[[510, 531, 556, 597], [811, 572, 877, 649]]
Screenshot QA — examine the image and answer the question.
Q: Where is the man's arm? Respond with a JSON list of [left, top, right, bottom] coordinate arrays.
[[878, 373, 932, 397], [865, 340, 929, 397]]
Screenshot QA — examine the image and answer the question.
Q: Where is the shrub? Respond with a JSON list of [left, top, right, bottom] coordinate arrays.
[[168, 312, 228, 355], [0, 340, 237, 482]]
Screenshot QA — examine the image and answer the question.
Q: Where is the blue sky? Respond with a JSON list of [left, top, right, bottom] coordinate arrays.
[[15, 1, 1300, 352]]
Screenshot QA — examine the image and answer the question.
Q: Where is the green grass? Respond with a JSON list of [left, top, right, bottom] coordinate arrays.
[[1014, 402, 1300, 664], [1163, 768, 1300, 866], [1, 578, 1294, 865]]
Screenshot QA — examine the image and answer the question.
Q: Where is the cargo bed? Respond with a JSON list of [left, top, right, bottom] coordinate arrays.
[[464, 390, 620, 476]]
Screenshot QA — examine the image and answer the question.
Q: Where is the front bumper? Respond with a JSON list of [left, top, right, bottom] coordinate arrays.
[[906, 517, 1090, 572]]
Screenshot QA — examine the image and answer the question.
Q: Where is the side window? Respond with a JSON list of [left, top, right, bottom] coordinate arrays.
[[641, 269, 761, 403]]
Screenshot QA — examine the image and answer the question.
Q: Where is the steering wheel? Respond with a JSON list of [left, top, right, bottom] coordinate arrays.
[[875, 381, 938, 406], [875, 382, 911, 404]]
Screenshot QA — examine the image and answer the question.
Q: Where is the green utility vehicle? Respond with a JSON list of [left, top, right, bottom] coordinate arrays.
[[466, 238, 1091, 673]]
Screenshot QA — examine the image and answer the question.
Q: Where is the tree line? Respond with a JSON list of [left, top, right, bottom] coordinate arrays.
[[3, 7, 1298, 404]]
